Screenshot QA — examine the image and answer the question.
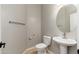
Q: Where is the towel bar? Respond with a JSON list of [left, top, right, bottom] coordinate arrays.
[[9, 21, 25, 25]]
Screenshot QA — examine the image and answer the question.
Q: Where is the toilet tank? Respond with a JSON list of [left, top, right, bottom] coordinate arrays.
[[43, 36, 51, 46]]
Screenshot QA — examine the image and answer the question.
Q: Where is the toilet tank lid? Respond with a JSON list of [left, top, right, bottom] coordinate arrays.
[[43, 35, 51, 39]]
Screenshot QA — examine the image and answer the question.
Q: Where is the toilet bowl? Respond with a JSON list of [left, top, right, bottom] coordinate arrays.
[[36, 43, 47, 54], [35, 35, 51, 54]]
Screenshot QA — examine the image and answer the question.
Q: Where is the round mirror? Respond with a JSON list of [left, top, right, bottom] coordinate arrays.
[[56, 5, 77, 32]]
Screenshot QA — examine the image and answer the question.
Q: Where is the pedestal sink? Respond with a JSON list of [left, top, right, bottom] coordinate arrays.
[[53, 37, 77, 54]]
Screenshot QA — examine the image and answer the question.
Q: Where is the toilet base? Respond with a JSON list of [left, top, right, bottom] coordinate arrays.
[[37, 49, 46, 54]]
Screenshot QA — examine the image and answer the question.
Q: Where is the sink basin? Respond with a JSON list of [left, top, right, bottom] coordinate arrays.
[[53, 37, 77, 54], [53, 37, 77, 46]]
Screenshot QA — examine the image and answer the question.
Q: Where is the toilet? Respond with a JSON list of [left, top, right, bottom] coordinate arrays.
[[35, 35, 51, 54]]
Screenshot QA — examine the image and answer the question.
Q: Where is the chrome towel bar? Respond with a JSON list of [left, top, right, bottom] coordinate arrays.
[[9, 21, 25, 25]]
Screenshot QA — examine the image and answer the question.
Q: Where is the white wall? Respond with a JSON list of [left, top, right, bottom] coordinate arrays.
[[42, 5, 62, 35], [69, 5, 79, 53], [1, 4, 77, 54], [70, 4, 79, 50], [25, 5, 41, 48], [75, 5, 79, 50], [0, 5, 1, 42], [0, 5, 2, 53], [1, 4, 42, 54], [1, 5, 28, 54], [42, 4, 77, 54], [42, 5, 62, 53]]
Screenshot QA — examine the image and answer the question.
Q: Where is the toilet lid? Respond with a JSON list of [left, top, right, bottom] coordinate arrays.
[[35, 43, 47, 48]]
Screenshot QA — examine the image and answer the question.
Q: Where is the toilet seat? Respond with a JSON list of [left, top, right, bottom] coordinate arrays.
[[35, 36, 51, 54], [35, 43, 47, 48], [35, 43, 47, 54]]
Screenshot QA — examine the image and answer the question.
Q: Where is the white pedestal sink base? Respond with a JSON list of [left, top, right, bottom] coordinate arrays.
[[60, 45, 67, 54], [53, 37, 77, 54]]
